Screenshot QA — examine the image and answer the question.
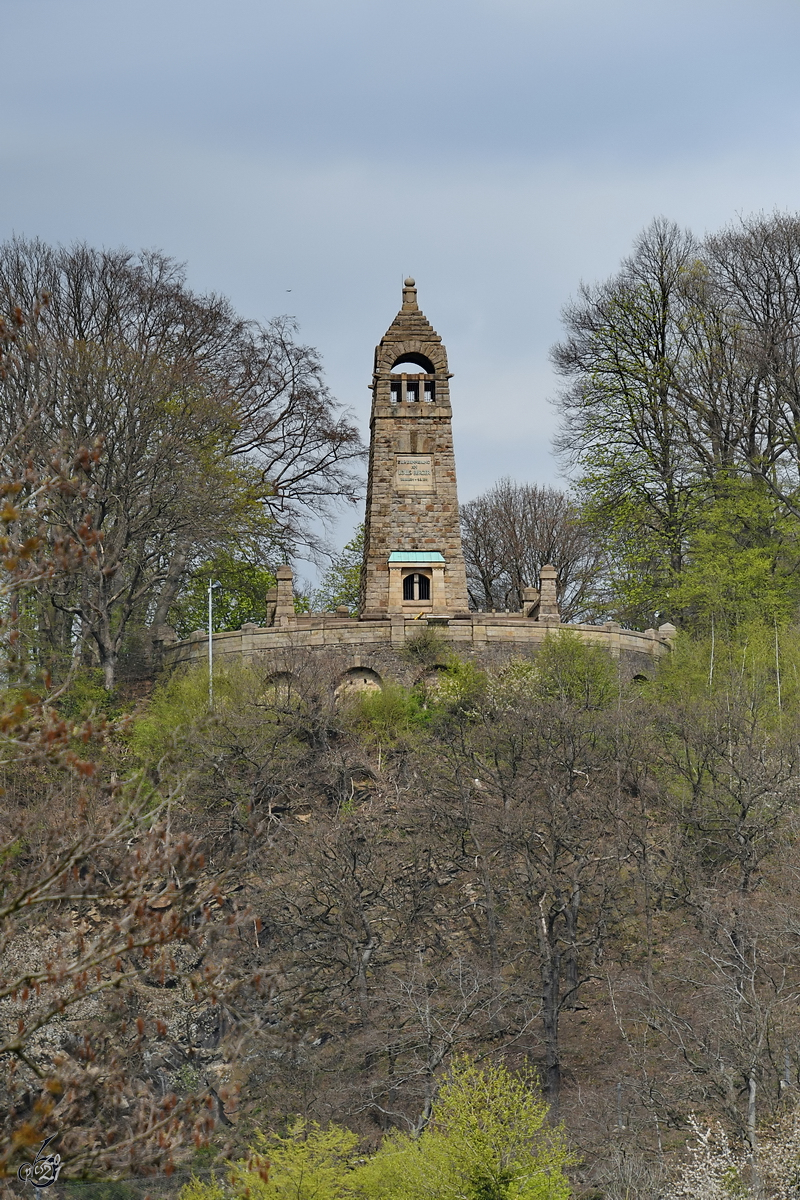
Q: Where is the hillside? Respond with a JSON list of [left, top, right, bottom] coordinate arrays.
[[6, 626, 800, 1198]]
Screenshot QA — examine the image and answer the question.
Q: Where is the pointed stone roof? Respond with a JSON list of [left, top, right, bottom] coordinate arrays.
[[373, 279, 450, 376]]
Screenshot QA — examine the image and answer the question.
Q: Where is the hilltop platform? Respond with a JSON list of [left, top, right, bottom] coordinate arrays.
[[162, 612, 676, 689]]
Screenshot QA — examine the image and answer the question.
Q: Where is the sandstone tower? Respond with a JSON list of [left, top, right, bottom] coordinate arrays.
[[360, 279, 470, 618]]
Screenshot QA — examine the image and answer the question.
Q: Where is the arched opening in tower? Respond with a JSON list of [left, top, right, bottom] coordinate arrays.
[[390, 354, 436, 404]]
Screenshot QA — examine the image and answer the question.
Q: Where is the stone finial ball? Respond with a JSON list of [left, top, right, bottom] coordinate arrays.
[[404, 277, 415, 287]]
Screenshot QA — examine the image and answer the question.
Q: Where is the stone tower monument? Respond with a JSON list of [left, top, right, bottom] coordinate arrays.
[[165, 278, 675, 676], [360, 279, 470, 619]]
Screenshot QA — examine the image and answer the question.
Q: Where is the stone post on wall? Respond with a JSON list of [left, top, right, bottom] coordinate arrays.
[[275, 565, 295, 627], [538, 564, 560, 624]]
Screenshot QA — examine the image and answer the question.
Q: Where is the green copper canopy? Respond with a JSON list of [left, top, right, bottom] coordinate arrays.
[[388, 552, 445, 563]]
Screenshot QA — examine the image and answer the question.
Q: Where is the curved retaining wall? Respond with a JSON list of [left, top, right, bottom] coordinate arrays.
[[162, 615, 675, 687]]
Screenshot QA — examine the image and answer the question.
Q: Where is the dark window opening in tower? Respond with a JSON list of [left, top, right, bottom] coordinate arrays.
[[403, 572, 431, 601], [390, 380, 400, 403], [406, 382, 418, 403], [424, 381, 435, 403]]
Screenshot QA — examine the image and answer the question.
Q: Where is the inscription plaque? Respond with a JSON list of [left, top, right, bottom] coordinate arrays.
[[395, 454, 433, 493]]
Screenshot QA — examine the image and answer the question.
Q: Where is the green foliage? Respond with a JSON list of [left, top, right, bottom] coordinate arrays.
[[475, 634, 618, 713], [532, 630, 618, 710], [347, 682, 430, 743], [57, 668, 125, 722], [170, 553, 278, 638], [174, 1062, 202, 1094], [667, 476, 800, 633], [431, 658, 487, 712], [653, 620, 800, 725], [128, 666, 211, 762], [129, 663, 259, 762], [347, 660, 492, 740], [356, 1057, 573, 1200], [587, 475, 800, 632], [313, 525, 364, 614], [579, 483, 676, 627], [179, 1119, 360, 1200], [485, 657, 539, 707], [179, 1177, 227, 1200], [177, 1062, 571, 1200], [0, 836, 24, 866], [236, 1119, 360, 1200]]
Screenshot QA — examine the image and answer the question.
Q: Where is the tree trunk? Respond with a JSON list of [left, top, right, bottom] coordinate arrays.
[[150, 547, 188, 630], [94, 614, 117, 690], [538, 897, 562, 1117]]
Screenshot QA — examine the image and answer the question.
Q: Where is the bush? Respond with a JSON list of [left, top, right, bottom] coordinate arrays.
[[58, 668, 125, 722], [129, 662, 263, 762], [346, 682, 429, 743], [179, 1119, 359, 1200], [178, 1060, 573, 1200], [533, 630, 618, 710], [431, 659, 487, 713], [356, 1057, 574, 1200]]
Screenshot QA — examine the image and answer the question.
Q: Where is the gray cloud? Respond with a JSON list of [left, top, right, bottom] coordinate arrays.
[[3, 0, 800, 565]]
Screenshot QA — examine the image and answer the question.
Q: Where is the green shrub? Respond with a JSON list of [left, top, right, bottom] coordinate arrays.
[[431, 659, 487, 713], [129, 663, 259, 762], [533, 630, 618, 710], [128, 665, 212, 762], [178, 1060, 572, 1200], [58, 668, 124, 721], [179, 1119, 359, 1200], [653, 620, 800, 726], [347, 683, 429, 743], [356, 1056, 573, 1200], [179, 1176, 227, 1200]]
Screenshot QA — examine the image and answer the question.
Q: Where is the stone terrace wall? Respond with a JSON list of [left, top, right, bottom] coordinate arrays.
[[162, 615, 675, 687]]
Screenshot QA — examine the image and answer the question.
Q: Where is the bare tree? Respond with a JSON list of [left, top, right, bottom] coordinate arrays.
[[0, 239, 364, 685], [702, 213, 800, 513], [428, 694, 624, 1118], [0, 414, 268, 1182], [460, 478, 603, 619]]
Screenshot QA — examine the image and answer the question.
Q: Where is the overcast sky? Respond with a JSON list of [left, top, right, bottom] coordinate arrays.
[[3, 0, 800, 561]]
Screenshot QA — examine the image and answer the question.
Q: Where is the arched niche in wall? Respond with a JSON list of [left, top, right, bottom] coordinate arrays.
[[263, 670, 296, 705], [334, 666, 383, 700]]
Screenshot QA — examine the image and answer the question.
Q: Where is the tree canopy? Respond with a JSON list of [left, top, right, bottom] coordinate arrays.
[[0, 238, 363, 685], [312, 524, 364, 615], [551, 212, 800, 631]]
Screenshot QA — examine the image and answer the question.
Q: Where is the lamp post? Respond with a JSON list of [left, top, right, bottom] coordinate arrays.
[[208, 580, 215, 711]]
